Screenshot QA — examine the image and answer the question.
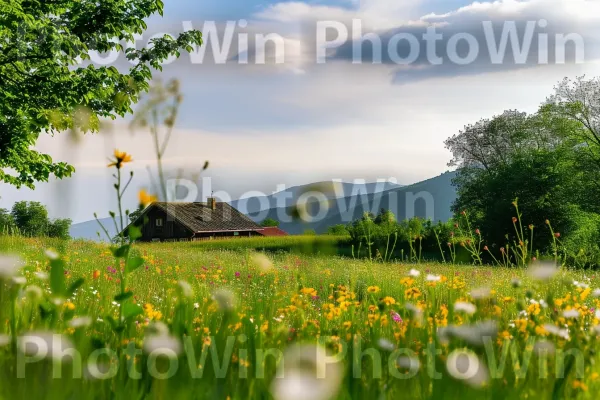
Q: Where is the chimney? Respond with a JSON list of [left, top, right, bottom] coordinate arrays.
[[208, 197, 217, 210]]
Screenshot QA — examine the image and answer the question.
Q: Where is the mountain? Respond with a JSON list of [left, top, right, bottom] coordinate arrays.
[[69, 175, 456, 239], [255, 172, 457, 234], [229, 181, 403, 215], [70, 217, 117, 242]]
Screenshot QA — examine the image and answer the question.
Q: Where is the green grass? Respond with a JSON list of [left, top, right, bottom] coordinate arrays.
[[0, 236, 599, 399]]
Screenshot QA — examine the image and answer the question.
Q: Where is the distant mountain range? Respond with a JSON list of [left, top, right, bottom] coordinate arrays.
[[69, 174, 456, 240]]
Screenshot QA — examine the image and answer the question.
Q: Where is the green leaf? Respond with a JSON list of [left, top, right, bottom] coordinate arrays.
[[123, 303, 143, 320], [114, 291, 134, 302], [111, 244, 130, 258], [128, 225, 142, 241], [126, 256, 144, 274], [67, 278, 85, 297], [49, 258, 66, 296]]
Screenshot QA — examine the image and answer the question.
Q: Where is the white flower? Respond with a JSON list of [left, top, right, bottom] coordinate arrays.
[[143, 335, 182, 357], [69, 317, 93, 329], [270, 344, 342, 400], [177, 280, 194, 298], [529, 262, 558, 281], [439, 321, 498, 347], [454, 302, 477, 315], [539, 299, 548, 308], [573, 281, 589, 289], [44, 249, 59, 260], [593, 289, 600, 298], [446, 349, 489, 388], [25, 285, 43, 299], [543, 324, 569, 340], [34, 271, 48, 280], [533, 341, 556, 356], [426, 274, 441, 282], [562, 309, 580, 319], [408, 269, 420, 277], [377, 338, 395, 352], [212, 288, 236, 311], [250, 253, 274, 273], [0, 255, 24, 278], [193, 303, 200, 309], [470, 287, 491, 300], [397, 355, 420, 372], [18, 332, 74, 361], [11, 276, 26, 286]]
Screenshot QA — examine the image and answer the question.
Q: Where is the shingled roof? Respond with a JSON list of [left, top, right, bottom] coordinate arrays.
[[150, 202, 263, 233]]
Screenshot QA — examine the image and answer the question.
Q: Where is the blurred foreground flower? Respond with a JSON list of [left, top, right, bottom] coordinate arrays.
[[438, 321, 498, 346], [107, 149, 133, 169], [250, 252, 274, 273], [446, 349, 489, 388], [0, 255, 24, 278], [18, 332, 75, 361], [139, 189, 158, 208], [529, 262, 558, 281], [212, 288, 236, 311], [271, 344, 342, 400]]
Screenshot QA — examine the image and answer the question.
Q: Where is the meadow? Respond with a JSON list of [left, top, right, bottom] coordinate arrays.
[[0, 236, 598, 399]]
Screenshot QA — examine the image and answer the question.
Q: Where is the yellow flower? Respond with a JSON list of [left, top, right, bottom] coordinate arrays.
[[527, 303, 541, 316], [367, 286, 381, 294], [107, 149, 133, 169], [572, 380, 588, 391], [400, 278, 415, 287], [404, 287, 422, 300], [139, 189, 158, 208], [63, 301, 76, 311], [381, 296, 396, 306], [343, 321, 352, 329]]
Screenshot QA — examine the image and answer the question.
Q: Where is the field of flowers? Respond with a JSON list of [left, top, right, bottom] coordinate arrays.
[[0, 236, 600, 399]]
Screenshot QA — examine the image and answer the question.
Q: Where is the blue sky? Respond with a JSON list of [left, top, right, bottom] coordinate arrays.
[[2, 0, 599, 223]]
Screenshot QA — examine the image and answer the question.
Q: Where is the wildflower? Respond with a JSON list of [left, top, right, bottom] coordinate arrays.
[[527, 303, 541, 316], [212, 288, 236, 311], [177, 280, 194, 298], [143, 335, 182, 358], [543, 324, 569, 340], [63, 302, 76, 311], [438, 321, 498, 347], [367, 286, 380, 294], [45, 249, 59, 260], [377, 338, 395, 352], [529, 262, 558, 281], [593, 289, 600, 298], [343, 321, 352, 329], [0, 255, 24, 278], [470, 287, 491, 300], [92, 270, 101, 280], [483, 246, 489, 251], [446, 349, 489, 388], [194, 303, 200, 309], [381, 296, 396, 306], [554, 232, 561, 238], [404, 287, 422, 300], [454, 302, 477, 315], [408, 269, 420, 277], [250, 253, 274, 273], [511, 278, 521, 288], [25, 285, 43, 300], [512, 217, 518, 223], [270, 344, 342, 400], [426, 274, 441, 282], [138, 189, 157, 208], [107, 149, 133, 169], [563, 309, 580, 319], [69, 317, 92, 329], [18, 332, 75, 361], [390, 312, 403, 324], [397, 355, 420, 372]]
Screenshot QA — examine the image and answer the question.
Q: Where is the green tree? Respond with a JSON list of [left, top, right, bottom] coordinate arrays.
[[261, 218, 280, 227], [11, 201, 49, 237], [326, 224, 349, 236], [0, 1, 202, 188], [47, 218, 72, 240]]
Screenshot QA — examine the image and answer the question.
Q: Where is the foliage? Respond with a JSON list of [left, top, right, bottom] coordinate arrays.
[[0, 0, 202, 188], [326, 224, 349, 236], [6, 201, 71, 239], [260, 218, 280, 228]]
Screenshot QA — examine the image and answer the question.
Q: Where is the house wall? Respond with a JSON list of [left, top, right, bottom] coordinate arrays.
[[141, 207, 193, 242]]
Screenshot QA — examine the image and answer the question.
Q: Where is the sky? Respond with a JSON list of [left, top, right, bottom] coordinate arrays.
[[2, 0, 600, 223]]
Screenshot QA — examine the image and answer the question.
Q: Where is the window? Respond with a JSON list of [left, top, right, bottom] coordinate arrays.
[[156, 218, 163, 227]]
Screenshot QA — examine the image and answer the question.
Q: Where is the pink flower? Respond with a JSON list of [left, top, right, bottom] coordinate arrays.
[[391, 312, 403, 324]]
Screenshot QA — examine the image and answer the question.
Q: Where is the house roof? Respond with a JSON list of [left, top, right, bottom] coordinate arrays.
[[258, 227, 289, 237], [148, 202, 263, 233]]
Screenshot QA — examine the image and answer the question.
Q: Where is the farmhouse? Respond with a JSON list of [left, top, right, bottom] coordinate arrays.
[[127, 198, 265, 242]]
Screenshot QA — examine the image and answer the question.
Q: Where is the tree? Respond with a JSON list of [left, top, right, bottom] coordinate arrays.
[[47, 218, 72, 240], [11, 201, 49, 237], [326, 224, 349, 236], [0, 1, 202, 188], [261, 218, 280, 227]]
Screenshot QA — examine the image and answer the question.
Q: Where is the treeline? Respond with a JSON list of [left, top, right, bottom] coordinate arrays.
[[338, 76, 600, 268], [0, 201, 71, 239]]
